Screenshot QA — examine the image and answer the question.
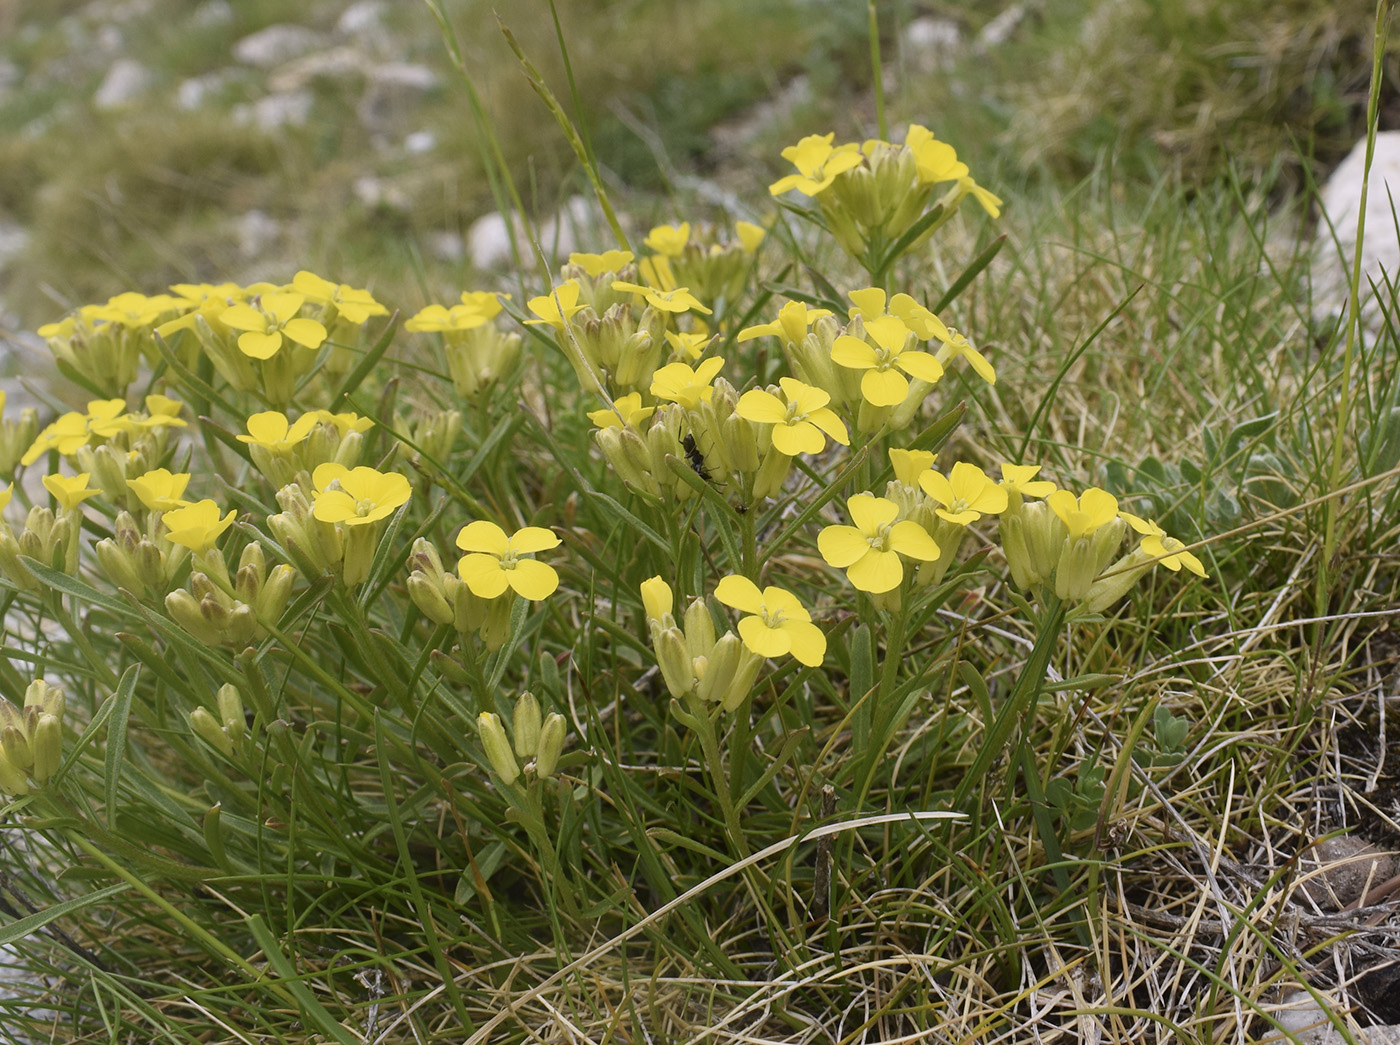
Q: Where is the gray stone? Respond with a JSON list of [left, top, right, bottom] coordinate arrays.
[[1297, 835, 1396, 910], [93, 58, 152, 110], [1312, 131, 1400, 334], [1273, 990, 1347, 1045], [232, 24, 322, 68], [337, 0, 386, 37], [900, 17, 962, 75], [0, 223, 30, 269], [268, 46, 366, 93], [176, 70, 237, 111], [353, 176, 410, 212], [427, 230, 465, 263], [190, 0, 233, 28], [232, 91, 313, 131], [357, 63, 439, 138], [234, 210, 281, 258], [404, 130, 436, 155], [468, 195, 598, 270]]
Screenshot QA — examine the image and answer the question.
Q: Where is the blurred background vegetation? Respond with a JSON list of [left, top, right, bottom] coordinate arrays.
[[0, 0, 1390, 335]]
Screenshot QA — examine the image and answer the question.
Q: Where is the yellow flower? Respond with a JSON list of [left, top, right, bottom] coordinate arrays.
[[404, 304, 490, 333], [640, 575, 674, 625], [919, 463, 1008, 525], [289, 271, 389, 324], [735, 221, 766, 253], [237, 411, 320, 453], [847, 288, 950, 342], [1047, 488, 1119, 538], [650, 357, 724, 411], [644, 223, 690, 257], [455, 521, 561, 601], [1000, 463, 1056, 499], [568, 250, 635, 276], [42, 472, 100, 510], [714, 575, 825, 667], [525, 281, 586, 330], [904, 125, 970, 185], [311, 464, 412, 528], [736, 377, 849, 456], [163, 500, 237, 556], [22, 411, 90, 466], [664, 330, 712, 360], [218, 293, 328, 360], [610, 280, 712, 315], [817, 494, 940, 593], [587, 393, 655, 430], [1119, 513, 1208, 576], [127, 469, 192, 511], [934, 326, 995, 385], [889, 448, 936, 486], [737, 300, 833, 348], [769, 133, 864, 197], [831, 316, 945, 407]]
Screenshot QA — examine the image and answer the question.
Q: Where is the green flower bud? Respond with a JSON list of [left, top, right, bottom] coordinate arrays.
[[190, 706, 234, 757], [535, 711, 566, 779], [696, 631, 741, 706], [29, 713, 61, 784], [1, 725, 32, 771], [408, 572, 456, 626], [479, 592, 514, 651], [682, 598, 716, 661], [721, 646, 764, 713], [0, 750, 30, 796], [512, 692, 541, 760], [216, 684, 246, 747], [24, 679, 65, 721], [166, 589, 223, 645], [653, 624, 695, 698], [478, 711, 519, 785]]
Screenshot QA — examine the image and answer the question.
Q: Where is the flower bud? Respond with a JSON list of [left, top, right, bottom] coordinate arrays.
[[479, 592, 515, 651], [24, 679, 65, 720], [166, 589, 224, 645], [0, 750, 29, 795], [683, 597, 716, 661], [1, 725, 32, 771], [639, 576, 674, 628], [478, 711, 519, 785], [697, 631, 741, 705], [512, 692, 541, 760], [217, 684, 247, 747], [29, 713, 61, 783], [653, 624, 695, 699], [535, 712, 566, 779], [409, 571, 456, 626], [190, 706, 235, 756]]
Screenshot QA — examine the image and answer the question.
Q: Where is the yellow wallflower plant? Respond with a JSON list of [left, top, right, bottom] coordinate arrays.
[[818, 494, 941, 594], [769, 132, 864, 196], [456, 521, 561, 601], [126, 469, 192, 512], [42, 472, 100, 511], [714, 575, 825, 667], [162, 500, 237, 558], [736, 377, 849, 457], [218, 293, 328, 360], [650, 357, 725, 411], [831, 315, 945, 407]]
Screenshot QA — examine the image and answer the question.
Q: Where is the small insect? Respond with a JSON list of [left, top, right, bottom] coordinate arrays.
[[681, 433, 712, 483]]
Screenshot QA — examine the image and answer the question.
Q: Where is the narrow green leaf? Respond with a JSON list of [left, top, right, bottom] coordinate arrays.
[[933, 233, 1006, 313], [245, 915, 361, 1045], [0, 883, 130, 947], [103, 665, 140, 831], [334, 312, 401, 404]]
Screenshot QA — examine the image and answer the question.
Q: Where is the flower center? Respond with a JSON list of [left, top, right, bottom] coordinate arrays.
[[866, 522, 893, 553]]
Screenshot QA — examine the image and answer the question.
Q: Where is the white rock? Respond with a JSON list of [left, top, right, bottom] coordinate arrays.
[[234, 210, 280, 258], [900, 17, 962, 74], [0, 222, 30, 268], [93, 58, 152, 109], [427, 230, 465, 263], [468, 195, 598, 271], [337, 0, 385, 37], [357, 63, 439, 138], [232, 24, 322, 67], [176, 70, 235, 111], [976, 4, 1026, 50], [232, 90, 313, 130], [353, 176, 410, 212], [190, 0, 233, 27], [1312, 132, 1400, 334], [1272, 990, 1347, 1045], [404, 130, 437, 155], [268, 46, 365, 93]]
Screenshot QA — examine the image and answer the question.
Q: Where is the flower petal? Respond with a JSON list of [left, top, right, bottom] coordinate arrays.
[[861, 368, 909, 407], [738, 615, 791, 659], [506, 559, 559, 600], [456, 520, 509, 554], [782, 620, 826, 666], [510, 526, 561, 553], [715, 575, 764, 615], [889, 520, 940, 561], [457, 554, 510, 598], [847, 549, 903, 593], [817, 525, 870, 569]]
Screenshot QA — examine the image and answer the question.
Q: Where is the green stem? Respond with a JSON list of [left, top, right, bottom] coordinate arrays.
[[867, 0, 887, 143]]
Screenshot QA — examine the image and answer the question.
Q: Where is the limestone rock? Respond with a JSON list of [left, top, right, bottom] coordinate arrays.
[[467, 195, 599, 271], [1297, 835, 1396, 910], [1312, 132, 1400, 334], [93, 58, 151, 110], [232, 24, 323, 68]]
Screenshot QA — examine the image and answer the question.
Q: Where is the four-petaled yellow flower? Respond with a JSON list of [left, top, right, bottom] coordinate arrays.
[[128, 469, 192, 511], [456, 521, 561, 601], [735, 221, 766, 253], [525, 281, 586, 330], [890, 448, 936, 487], [831, 315, 945, 407], [817, 494, 940, 593], [737, 300, 833, 348], [237, 411, 319, 452], [569, 250, 635, 276], [1047, 488, 1119, 538], [736, 377, 849, 456], [665, 330, 712, 360], [311, 464, 412, 527], [43, 472, 100, 511], [919, 462, 1008, 525], [905, 125, 970, 185], [650, 357, 725, 411], [934, 326, 995, 385], [610, 280, 712, 316], [219, 292, 328, 360], [1119, 512, 1207, 576], [769, 133, 864, 197], [289, 271, 389, 325], [847, 288, 949, 342], [714, 575, 825, 667], [1000, 463, 1056, 498], [644, 223, 690, 257], [587, 393, 656, 430], [163, 500, 237, 556]]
